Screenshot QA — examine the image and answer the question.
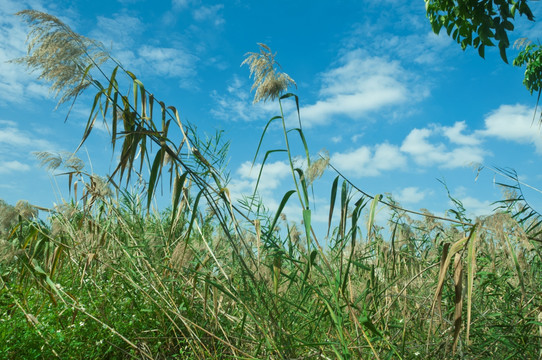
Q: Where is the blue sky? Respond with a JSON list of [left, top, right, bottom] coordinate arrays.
[[2, 0, 542, 229]]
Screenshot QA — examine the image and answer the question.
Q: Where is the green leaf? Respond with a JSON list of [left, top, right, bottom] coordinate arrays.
[[251, 116, 283, 167], [250, 149, 287, 211], [367, 194, 382, 240], [184, 190, 203, 242], [499, 42, 509, 63], [266, 190, 296, 241], [294, 167, 310, 209], [303, 208, 311, 246], [147, 147, 165, 211], [478, 44, 485, 58], [171, 172, 189, 225], [327, 176, 339, 238]]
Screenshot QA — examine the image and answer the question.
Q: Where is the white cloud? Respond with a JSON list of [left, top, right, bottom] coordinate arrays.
[[345, 5, 457, 68], [394, 186, 430, 204], [0, 120, 57, 176], [0, 1, 53, 105], [212, 48, 425, 127], [172, 0, 192, 10], [138, 45, 198, 79], [478, 104, 542, 152], [236, 160, 291, 191], [452, 196, 494, 218], [92, 13, 143, 49], [210, 75, 282, 122], [351, 133, 364, 143], [91, 13, 199, 84], [228, 160, 291, 213], [392, 31, 455, 66], [442, 121, 481, 146], [331, 142, 407, 178], [193, 5, 224, 26], [300, 49, 421, 127], [0, 121, 55, 151], [401, 124, 486, 168], [0, 160, 30, 174]]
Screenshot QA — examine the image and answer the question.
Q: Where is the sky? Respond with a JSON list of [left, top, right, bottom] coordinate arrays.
[[2, 0, 542, 233]]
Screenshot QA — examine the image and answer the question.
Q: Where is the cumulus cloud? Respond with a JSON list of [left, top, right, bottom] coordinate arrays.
[[400, 124, 486, 168], [331, 143, 407, 177], [478, 104, 542, 152], [211, 48, 425, 127], [442, 121, 481, 146], [228, 160, 291, 211], [452, 196, 494, 217], [394, 186, 431, 204], [301, 49, 423, 127]]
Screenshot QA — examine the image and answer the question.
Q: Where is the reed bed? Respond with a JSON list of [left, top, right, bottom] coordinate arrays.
[[0, 10, 541, 359]]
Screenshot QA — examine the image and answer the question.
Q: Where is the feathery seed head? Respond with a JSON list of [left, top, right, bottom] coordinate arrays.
[[15, 200, 38, 219], [242, 43, 296, 103], [13, 10, 109, 108], [34, 151, 84, 172], [306, 150, 329, 185], [87, 175, 113, 199]]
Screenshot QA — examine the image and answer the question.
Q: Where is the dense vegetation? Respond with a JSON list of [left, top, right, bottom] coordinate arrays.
[[1, 8, 541, 360]]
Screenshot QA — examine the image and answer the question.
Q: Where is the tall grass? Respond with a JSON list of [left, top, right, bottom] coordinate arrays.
[[0, 10, 541, 359]]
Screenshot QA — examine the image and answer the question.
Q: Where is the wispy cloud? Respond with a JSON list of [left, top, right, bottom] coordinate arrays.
[[193, 4, 224, 26], [0, 160, 30, 174], [0, 0, 53, 105], [0, 120, 55, 151], [327, 104, 541, 179], [377, 31, 455, 66], [138, 45, 198, 79], [172, 0, 192, 10], [327, 120, 486, 179], [0, 119, 57, 175], [92, 13, 143, 49], [344, 3, 457, 69], [91, 13, 199, 85], [210, 75, 281, 122]]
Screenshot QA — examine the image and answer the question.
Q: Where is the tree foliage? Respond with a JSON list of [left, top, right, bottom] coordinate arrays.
[[514, 40, 542, 95], [425, 0, 534, 63]]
